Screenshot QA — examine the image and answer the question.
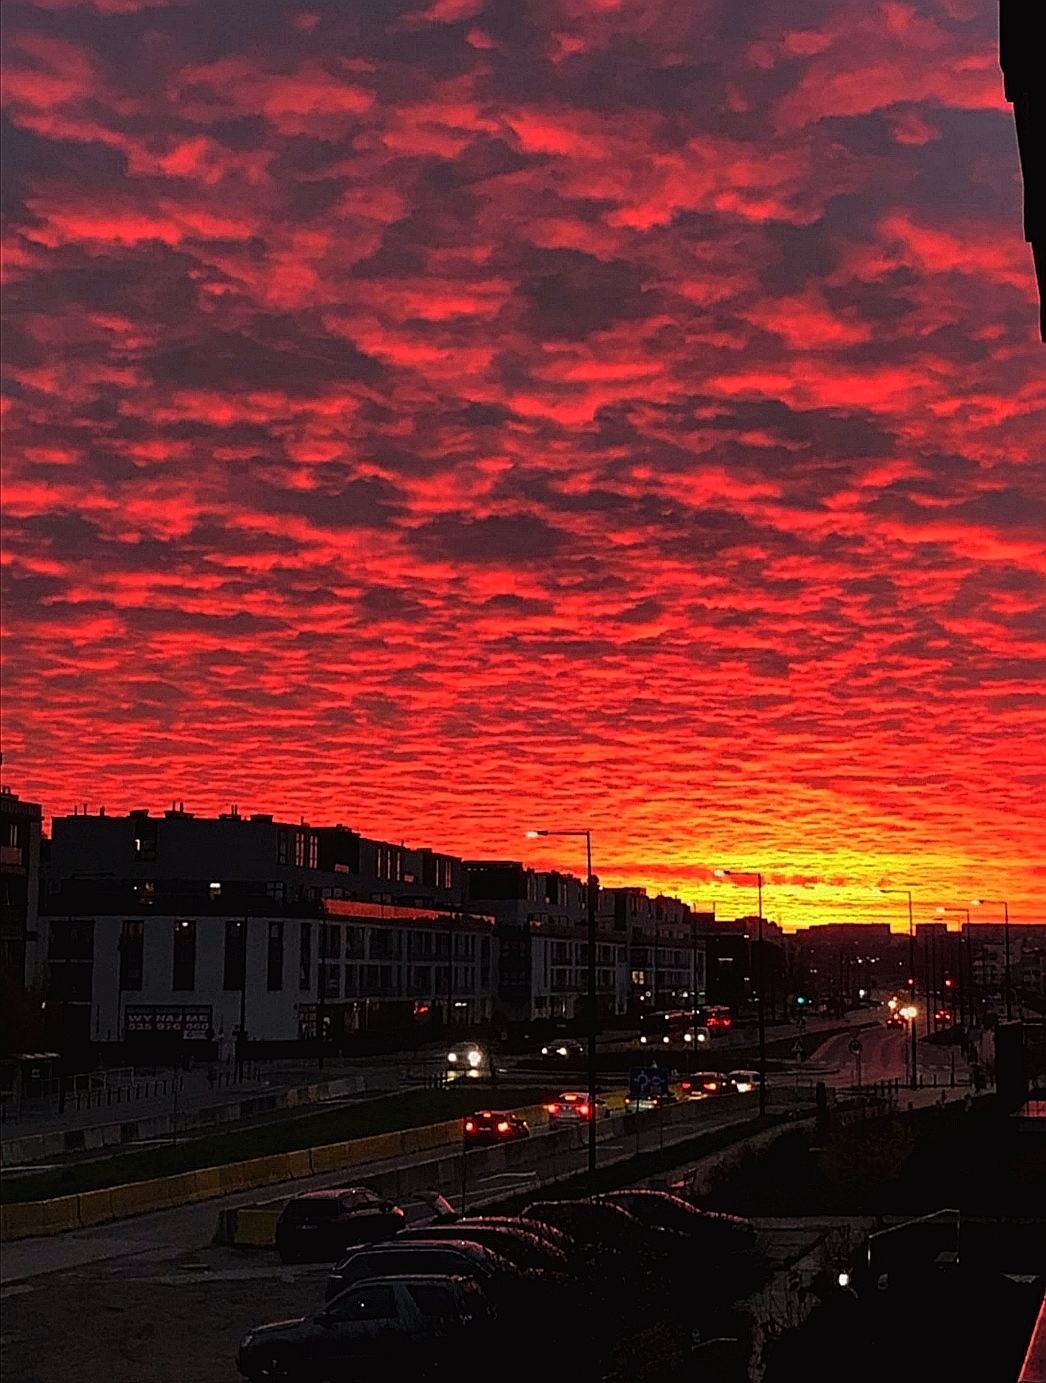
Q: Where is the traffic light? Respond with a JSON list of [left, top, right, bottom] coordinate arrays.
[[796, 996, 807, 1006]]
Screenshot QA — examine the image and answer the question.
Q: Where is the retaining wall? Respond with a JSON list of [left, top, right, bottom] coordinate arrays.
[[1, 1075, 366, 1167]]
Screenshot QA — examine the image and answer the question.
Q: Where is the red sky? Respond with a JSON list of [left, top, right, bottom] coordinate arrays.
[[2, 0, 1044, 928]]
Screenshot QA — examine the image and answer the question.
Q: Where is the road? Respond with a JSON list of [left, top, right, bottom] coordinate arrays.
[[804, 1022, 970, 1089]]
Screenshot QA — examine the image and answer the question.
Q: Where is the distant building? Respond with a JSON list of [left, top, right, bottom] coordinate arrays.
[[464, 861, 629, 1027], [599, 887, 707, 1018], [41, 806, 479, 1056], [0, 785, 43, 993]]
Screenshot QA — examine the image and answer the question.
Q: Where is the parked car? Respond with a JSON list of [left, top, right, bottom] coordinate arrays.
[[326, 1238, 519, 1303], [595, 1191, 756, 1254], [539, 1039, 584, 1061], [462, 1109, 529, 1145], [453, 1213, 581, 1266], [275, 1189, 405, 1264], [678, 1071, 729, 1098], [396, 1220, 575, 1275], [546, 1091, 611, 1126], [727, 1069, 762, 1094], [238, 1274, 493, 1381]]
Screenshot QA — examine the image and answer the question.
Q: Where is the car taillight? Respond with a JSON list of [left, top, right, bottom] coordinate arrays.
[[547, 1104, 559, 1114], [464, 1120, 475, 1132], [497, 1121, 510, 1133], [680, 1082, 692, 1092], [578, 1105, 590, 1117], [703, 1082, 716, 1091]]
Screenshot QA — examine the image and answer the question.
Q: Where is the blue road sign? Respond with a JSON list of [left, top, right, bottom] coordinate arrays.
[[628, 1066, 672, 1099]]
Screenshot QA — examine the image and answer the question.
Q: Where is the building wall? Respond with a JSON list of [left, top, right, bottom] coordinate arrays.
[[0, 787, 42, 990]]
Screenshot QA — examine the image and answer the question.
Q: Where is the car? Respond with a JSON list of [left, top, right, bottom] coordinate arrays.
[[886, 1013, 905, 1028], [624, 1088, 679, 1112], [275, 1189, 406, 1264], [445, 1044, 489, 1079], [325, 1238, 520, 1303], [539, 1039, 585, 1060], [238, 1274, 493, 1382], [595, 1191, 757, 1254], [726, 1069, 762, 1094], [395, 1220, 575, 1275], [462, 1109, 529, 1145], [546, 1091, 610, 1126], [678, 1072, 729, 1098]]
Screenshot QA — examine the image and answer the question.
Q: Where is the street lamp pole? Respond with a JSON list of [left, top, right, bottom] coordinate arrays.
[[527, 828, 598, 1176], [878, 887, 917, 1089], [715, 869, 766, 1116], [970, 899, 1012, 1020]]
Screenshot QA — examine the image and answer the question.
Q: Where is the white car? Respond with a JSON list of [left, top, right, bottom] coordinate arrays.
[[545, 1091, 610, 1126], [728, 1069, 762, 1094]]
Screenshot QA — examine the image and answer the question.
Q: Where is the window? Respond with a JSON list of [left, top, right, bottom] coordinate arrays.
[[299, 923, 312, 991], [308, 833, 319, 869], [267, 921, 284, 991], [224, 920, 246, 991], [294, 831, 306, 868], [407, 1284, 456, 1322], [320, 923, 341, 961], [119, 921, 144, 991], [172, 920, 196, 991], [277, 829, 289, 866], [325, 1284, 397, 1323]]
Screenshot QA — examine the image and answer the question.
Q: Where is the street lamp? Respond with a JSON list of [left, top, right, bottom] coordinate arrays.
[[526, 828, 598, 1176], [714, 869, 766, 1116], [970, 899, 1012, 1020], [875, 886, 917, 1089]]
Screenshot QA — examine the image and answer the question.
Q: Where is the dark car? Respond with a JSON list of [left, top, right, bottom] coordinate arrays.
[[462, 1109, 529, 1145], [594, 1191, 757, 1254], [678, 1071, 729, 1098], [539, 1039, 584, 1061], [521, 1199, 653, 1259], [326, 1238, 520, 1303], [237, 1274, 493, 1382], [451, 1214, 581, 1267], [395, 1221, 575, 1275], [275, 1189, 405, 1264]]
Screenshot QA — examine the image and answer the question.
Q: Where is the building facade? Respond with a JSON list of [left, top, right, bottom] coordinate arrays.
[[0, 786, 43, 994]]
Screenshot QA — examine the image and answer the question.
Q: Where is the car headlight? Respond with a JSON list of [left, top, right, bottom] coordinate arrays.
[[447, 1052, 458, 1062], [640, 1036, 647, 1044], [468, 1050, 481, 1068], [541, 1047, 549, 1056], [557, 1047, 567, 1056]]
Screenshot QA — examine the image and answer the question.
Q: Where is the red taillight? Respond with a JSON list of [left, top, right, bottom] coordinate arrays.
[[497, 1121, 510, 1133], [578, 1105, 590, 1117], [547, 1104, 559, 1114], [680, 1081, 692, 1092], [703, 1082, 716, 1091], [464, 1120, 475, 1132]]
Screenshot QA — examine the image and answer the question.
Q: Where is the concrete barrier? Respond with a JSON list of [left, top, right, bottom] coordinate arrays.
[[234, 1207, 282, 1246], [77, 1187, 115, 1228], [1, 1094, 582, 1243]]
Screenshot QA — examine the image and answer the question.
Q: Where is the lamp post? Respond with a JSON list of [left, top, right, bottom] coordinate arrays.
[[714, 869, 766, 1116], [527, 828, 598, 1176], [877, 887, 917, 1089], [970, 899, 1012, 1020]]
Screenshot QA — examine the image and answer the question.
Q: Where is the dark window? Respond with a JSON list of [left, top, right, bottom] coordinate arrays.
[[48, 920, 95, 961], [406, 1285, 456, 1322], [224, 920, 245, 991], [320, 923, 341, 961], [345, 926, 365, 959], [132, 816, 157, 863], [119, 921, 144, 991], [267, 921, 284, 991], [327, 1284, 397, 1323], [172, 921, 196, 991], [277, 829, 289, 866], [299, 922, 311, 991]]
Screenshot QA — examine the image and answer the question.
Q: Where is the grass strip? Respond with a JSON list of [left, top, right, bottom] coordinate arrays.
[[0, 1084, 559, 1205]]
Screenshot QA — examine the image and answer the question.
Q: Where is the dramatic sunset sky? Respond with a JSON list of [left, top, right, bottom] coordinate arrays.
[[2, 0, 1043, 927]]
